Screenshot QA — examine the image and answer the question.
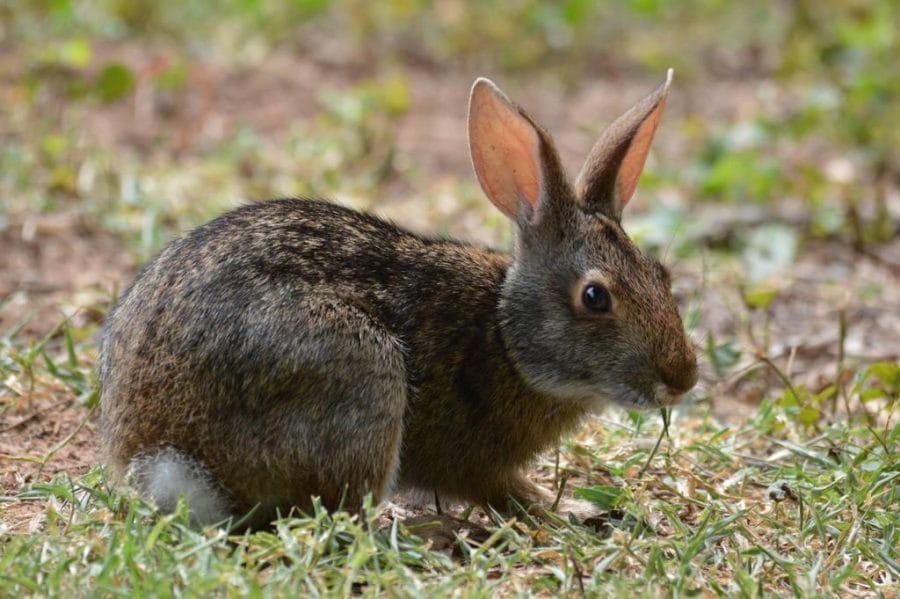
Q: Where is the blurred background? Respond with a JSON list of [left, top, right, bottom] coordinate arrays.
[[0, 0, 898, 422]]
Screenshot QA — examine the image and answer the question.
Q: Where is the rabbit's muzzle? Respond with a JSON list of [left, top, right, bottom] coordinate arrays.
[[658, 347, 699, 400]]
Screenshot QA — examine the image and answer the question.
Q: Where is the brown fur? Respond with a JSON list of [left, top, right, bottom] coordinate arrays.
[[99, 75, 697, 526]]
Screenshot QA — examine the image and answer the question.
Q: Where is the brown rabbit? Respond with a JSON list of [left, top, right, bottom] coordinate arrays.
[[99, 71, 697, 526]]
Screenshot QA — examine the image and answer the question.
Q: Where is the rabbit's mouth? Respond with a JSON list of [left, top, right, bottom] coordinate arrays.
[[510, 352, 678, 410], [654, 383, 688, 407], [542, 381, 658, 409], [527, 377, 668, 410], [605, 384, 661, 409], [598, 379, 689, 409]]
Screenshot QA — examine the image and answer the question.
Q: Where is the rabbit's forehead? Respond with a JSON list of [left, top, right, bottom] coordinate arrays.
[[575, 220, 662, 279]]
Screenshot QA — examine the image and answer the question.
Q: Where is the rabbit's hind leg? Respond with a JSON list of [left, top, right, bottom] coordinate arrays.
[[240, 296, 408, 516]]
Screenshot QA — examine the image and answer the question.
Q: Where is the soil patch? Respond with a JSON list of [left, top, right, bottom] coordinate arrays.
[[0, 210, 134, 338]]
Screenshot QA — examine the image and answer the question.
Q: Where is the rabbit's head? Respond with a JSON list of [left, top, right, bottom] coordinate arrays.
[[469, 71, 697, 409]]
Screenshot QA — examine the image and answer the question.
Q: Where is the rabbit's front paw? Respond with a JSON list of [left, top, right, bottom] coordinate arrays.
[[554, 496, 602, 523]]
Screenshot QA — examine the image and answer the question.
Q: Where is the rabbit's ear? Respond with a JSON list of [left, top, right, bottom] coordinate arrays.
[[575, 69, 672, 221], [468, 78, 565, 225]]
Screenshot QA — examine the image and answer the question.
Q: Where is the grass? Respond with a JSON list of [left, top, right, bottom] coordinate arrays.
[[1, 0, 898, 596]]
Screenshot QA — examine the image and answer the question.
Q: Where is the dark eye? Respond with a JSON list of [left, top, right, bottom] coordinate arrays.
[[582, 283, 611, 313]]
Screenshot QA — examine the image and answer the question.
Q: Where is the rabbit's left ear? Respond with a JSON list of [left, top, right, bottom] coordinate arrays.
[[575, 70, 672, 221]]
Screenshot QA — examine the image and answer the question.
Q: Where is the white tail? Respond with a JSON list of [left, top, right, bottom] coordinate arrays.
[[130, 447, 230, 526]]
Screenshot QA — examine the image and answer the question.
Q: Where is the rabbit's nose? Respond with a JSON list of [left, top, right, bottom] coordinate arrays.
[[660, 358, 699, 396]]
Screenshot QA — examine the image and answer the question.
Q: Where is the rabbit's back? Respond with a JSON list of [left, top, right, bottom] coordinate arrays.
[[102, 198, 508, 363]]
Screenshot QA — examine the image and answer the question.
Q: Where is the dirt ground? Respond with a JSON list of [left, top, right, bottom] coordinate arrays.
[[1, 44, 898, 533]]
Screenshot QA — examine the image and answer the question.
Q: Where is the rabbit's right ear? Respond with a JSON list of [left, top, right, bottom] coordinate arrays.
[[574, 70, 673, 221], [468, 78, 565, 225]]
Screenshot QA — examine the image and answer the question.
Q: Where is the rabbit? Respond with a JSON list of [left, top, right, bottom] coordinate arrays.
[[99, 70, 698, 527]]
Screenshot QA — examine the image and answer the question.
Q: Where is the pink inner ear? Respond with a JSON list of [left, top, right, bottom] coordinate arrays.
[[616, 95, 666, 208], [469, 82, 542, 220]]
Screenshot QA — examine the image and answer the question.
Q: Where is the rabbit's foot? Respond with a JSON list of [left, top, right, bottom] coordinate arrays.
[[400, 513, 491, 552], [499, 476, 611, 529]]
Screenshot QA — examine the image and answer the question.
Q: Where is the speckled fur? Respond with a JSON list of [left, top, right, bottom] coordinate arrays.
[[100, 77, 697, 526]]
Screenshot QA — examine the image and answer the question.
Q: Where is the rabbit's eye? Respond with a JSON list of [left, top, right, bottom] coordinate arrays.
[[582, 283, 611, 313]]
